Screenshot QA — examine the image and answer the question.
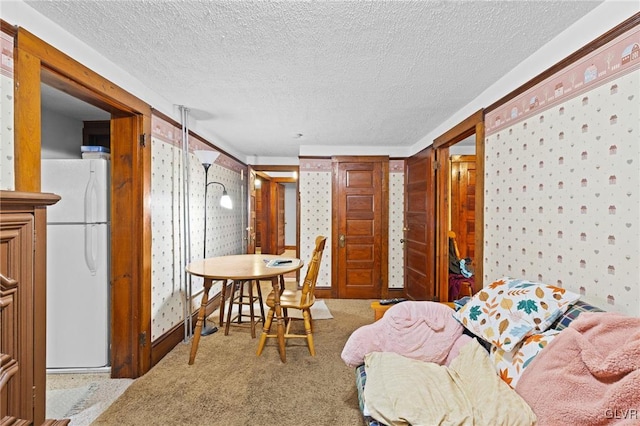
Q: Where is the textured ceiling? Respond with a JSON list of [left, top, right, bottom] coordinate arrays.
[[26, 0, 604, 159]]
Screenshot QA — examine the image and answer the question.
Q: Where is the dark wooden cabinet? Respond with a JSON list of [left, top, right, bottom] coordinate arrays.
[[0, 191, 61, 425], [82, 120, 110, 149]]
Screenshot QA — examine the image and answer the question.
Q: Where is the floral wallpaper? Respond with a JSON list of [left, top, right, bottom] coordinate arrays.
[[299, 159, 332, 289], [150, 114, 245, 340], [299, 158, 405, 290], [1, 32, 14, 191], [484, 26, 639, 316], [389, 160, 405, 288]]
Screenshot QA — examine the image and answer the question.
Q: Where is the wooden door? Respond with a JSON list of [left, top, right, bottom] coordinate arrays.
[[276, 183, 285, 255], [247, 167, 257, 254], [450, 155, 476, 260], [403, 147, 436, 301], [259, 179, 275, 254], [333, 157, 388, 299]]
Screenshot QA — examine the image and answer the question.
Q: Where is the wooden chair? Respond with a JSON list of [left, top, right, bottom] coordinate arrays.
[[256, 236, 327, 357], [448, 231, 475, 300]]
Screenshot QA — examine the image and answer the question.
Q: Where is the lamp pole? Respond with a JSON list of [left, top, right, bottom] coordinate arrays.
[[200, 163, 219, 336]]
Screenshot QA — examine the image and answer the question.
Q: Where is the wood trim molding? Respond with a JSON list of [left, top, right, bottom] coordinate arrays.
[[17, 27, 149, 114], [433, 109, 483, 149], [1, 20, 17, 37], [13, 45, 42, 192], [474, 121, 485, 290]]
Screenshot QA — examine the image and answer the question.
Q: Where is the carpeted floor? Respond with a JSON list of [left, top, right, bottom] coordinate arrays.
[[92, 298, 374, 426]]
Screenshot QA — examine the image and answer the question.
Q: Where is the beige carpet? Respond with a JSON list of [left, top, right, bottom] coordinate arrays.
[[92, 298, 374, 426]]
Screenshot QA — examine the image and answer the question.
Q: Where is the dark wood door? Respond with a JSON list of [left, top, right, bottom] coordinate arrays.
[[404, 147, 436, 300], [450, 155, 476, 260], [247, 167, 257, 254], [333, 157, 388, 299], [276, 183, 285, 255]]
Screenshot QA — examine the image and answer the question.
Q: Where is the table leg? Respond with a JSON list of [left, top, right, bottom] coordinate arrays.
[[188, 278, 212, 365], [219, 279, 227, 328], [272, 275, 286, 362]]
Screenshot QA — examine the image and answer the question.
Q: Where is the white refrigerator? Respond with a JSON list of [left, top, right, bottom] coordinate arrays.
[[42, 158, 110, 370]]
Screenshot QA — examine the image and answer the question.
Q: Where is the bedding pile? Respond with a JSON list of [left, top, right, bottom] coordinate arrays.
[[516, 311, 640, 425], [345, 277, 638, 426], [363, 339, 537, 426], [341, 301, 471, 368]]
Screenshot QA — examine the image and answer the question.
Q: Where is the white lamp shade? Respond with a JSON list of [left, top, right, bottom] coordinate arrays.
[[194, 149, 220, 165], [220, 193, 233, 209]]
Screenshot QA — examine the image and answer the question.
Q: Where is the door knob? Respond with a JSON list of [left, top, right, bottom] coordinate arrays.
[[403, 227, 410, 232], [400, 239, 405, 243], [339, 234, 345, 248]]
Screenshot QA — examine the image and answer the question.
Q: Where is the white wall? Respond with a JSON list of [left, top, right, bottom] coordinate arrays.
[[41, 107, 83, 159]]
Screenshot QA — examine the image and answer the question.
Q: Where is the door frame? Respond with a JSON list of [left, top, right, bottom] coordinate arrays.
[[433, 110, 484, 300], [13, 26, 152, 378], [251, 165, 300, 259]]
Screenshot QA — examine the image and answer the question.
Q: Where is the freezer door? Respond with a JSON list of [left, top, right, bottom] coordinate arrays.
[[42, 158, 110, 224], [46, 223, 110, 369]]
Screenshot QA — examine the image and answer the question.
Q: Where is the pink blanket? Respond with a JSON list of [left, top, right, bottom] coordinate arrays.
[[341, 301, 471, 368], [516, 312, 640, 425]]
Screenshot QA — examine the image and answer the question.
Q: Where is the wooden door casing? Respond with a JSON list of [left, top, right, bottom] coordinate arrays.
[[261, 179, 275, 254], [403, 147, 436, 301], [14, 27, 153, 379], [333, 157, 388, 299], [450, 155, 476, 260], [276, 183, 285, 255], [247, 167, 257, 254], [433, 109, 484, 302]]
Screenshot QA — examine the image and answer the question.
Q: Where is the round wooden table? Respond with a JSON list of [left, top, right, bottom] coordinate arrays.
[[186, 254, 303, 364]]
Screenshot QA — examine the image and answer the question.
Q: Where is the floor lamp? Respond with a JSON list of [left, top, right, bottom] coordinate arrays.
[[194, 150, 233, 335]]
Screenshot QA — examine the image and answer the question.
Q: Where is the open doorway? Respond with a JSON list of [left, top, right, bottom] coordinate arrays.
[[449, 136, 476, 262], [40, 83, 113, 373], [252, 166, 299, 260], [433, 110, 484, 302], [447, 136, 477, 301]]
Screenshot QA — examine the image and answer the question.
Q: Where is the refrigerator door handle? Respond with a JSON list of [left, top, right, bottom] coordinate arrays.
[[85, 161, 97, 224], [85, 224, 98, 276]]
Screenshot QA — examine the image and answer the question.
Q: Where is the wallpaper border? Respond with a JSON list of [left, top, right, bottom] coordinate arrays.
[[486, 26, 639, 135]]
